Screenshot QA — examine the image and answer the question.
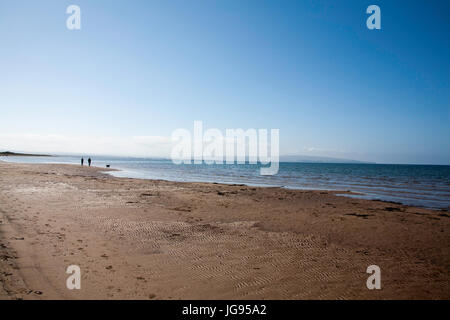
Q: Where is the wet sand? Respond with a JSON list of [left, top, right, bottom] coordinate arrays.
[[0, 161, 449, 299]]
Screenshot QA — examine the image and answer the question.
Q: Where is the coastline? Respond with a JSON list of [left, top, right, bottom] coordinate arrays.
[[0, 161, 449, 299], [3, 156, 448, 211], [0, 152, 52, 157]]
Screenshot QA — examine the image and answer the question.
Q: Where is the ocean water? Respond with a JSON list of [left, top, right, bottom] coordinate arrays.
[[2, 155, 449, 210]]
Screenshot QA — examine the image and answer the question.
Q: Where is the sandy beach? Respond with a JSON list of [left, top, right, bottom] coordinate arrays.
[[0, 161, 448, 300]]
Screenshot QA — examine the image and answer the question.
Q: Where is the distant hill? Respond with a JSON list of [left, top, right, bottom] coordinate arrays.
[[279, 155, 372, 164], [0, 151, 51, 157]]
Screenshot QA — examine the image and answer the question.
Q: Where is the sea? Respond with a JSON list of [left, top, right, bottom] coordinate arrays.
[[2, 155, 449, 210]]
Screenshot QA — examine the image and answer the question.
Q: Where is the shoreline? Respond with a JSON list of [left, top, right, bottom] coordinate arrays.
[[2, 159, 447, 211], [0, 161, 449, 299], [0, 152, 52, 157]]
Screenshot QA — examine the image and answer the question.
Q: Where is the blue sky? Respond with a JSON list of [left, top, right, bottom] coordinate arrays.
[[0, 0, 449, 164]]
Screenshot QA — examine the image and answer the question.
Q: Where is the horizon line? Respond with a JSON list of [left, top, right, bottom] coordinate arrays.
[[2, 150, 450, 166]]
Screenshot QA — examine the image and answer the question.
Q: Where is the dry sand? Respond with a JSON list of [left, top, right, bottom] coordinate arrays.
[[0, 161, 448, 299]]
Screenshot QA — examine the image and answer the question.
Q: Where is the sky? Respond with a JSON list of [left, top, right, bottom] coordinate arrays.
[[0, 0, 449, 164]]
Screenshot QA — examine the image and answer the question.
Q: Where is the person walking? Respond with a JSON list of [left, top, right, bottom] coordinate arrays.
[[81, 157, 84, 166], [88, 157, 92, 167]]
